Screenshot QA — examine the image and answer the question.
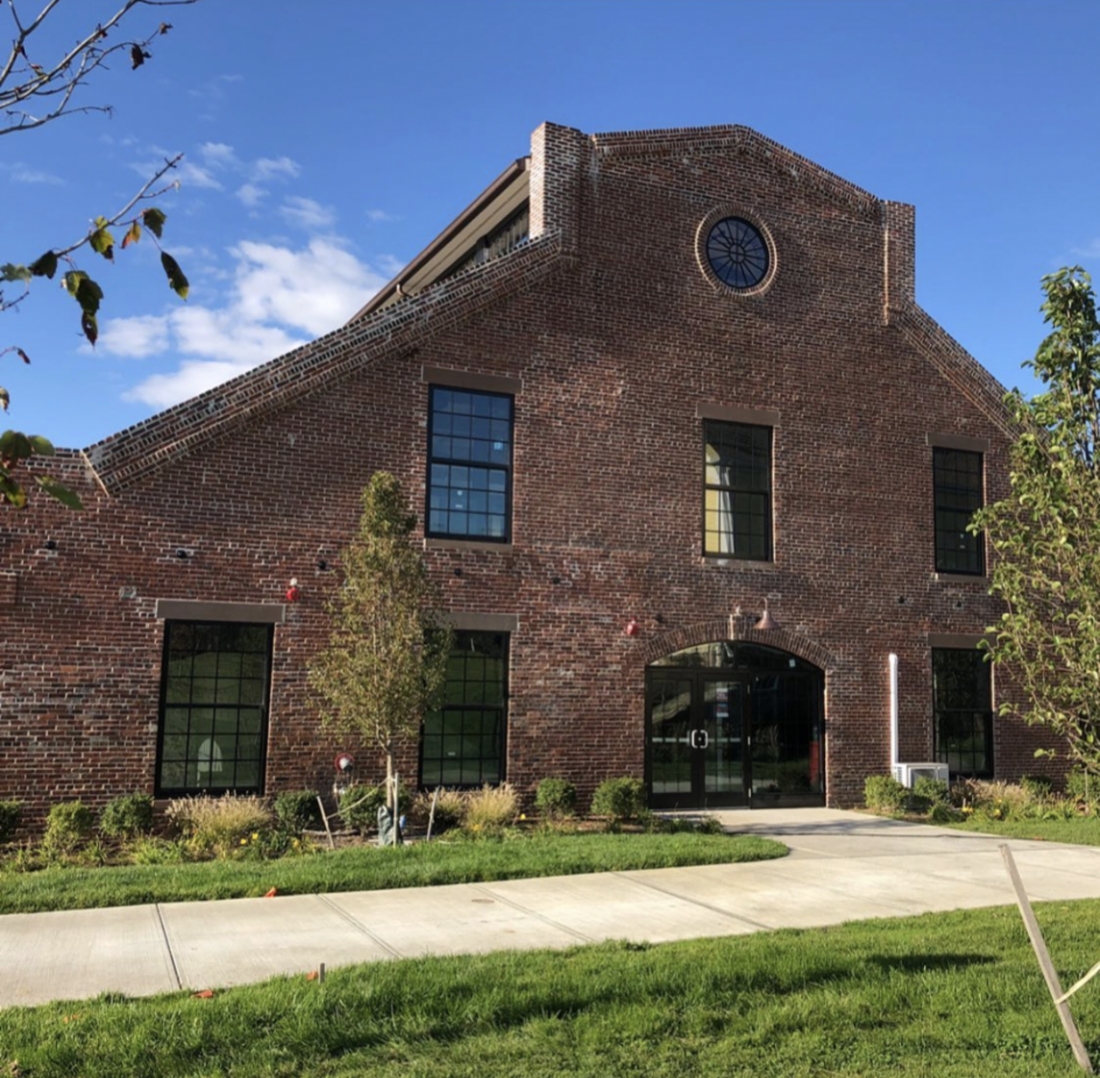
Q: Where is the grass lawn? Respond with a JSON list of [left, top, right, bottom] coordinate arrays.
[[3, 901, 1099, 1077], [935, 815, 1100, 847], [0, 832, 786, 914]]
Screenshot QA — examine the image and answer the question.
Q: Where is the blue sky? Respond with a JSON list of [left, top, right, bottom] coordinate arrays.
[[4, 0, 1099, 448]]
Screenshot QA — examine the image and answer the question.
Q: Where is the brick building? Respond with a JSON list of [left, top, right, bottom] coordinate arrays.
[[1, 122, 1047, 828]]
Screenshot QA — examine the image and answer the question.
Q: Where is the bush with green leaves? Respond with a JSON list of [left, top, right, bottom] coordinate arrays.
[[43, 800, 95, 854], [1020, 775, 1054, 802], [339, 783, 412, 834], [1065, 769, 1095, 803], [98, 793, 154, 840], [165, 795, 272, 860], [909, 776, 949, 813], [863, 775, 908, 814], [535, 777, 576, 819], [0, 801, 21, 844], [591, 777, 646, 822], [273, 790, 321, 834]]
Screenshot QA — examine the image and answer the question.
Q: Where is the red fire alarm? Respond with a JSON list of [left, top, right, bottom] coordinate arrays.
[[286, 577, 300, 602], [624, 618, 639, 637]]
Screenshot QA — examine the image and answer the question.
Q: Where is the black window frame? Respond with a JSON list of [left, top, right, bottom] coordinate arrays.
[[155, 620, 273, 797], [426, 385, 514, 543], [703, 420, 772, 561], [932, 647, 993, 778], [933, 447, 985, 575], [419, 630, 509, 789]]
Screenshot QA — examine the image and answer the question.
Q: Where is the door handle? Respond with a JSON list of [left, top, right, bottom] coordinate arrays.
[[691, 730, 709, 750]]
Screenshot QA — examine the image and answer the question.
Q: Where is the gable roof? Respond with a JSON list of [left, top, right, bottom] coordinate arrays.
[[80, 122, 1014, 495]]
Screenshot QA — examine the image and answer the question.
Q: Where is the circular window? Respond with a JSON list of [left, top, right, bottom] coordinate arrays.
[[705, 217, 770, 291]]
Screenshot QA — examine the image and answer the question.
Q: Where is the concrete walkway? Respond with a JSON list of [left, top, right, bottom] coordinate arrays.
[[4, 808, 1100, 1009]]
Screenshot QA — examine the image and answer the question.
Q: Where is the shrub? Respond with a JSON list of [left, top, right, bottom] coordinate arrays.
[[591, 777, 646, 822], [909, 776, 949, 813], [411, 788, 466, 834], [165, 795, 272, 859], [535, 777, 576, 819], [1020, 775, 1054, 802], [42, 801, 95, 854], [127, 837, 188, 865], [99, 793, 154, 840], [338, 784, 412, 834], [0, 801, 21, 844], [863, 775, 907, 814], [463, 783, 518, 835], [928, 801, 963, 824], [273, 790, 321, 834], [1065, 769, 1096, 803]]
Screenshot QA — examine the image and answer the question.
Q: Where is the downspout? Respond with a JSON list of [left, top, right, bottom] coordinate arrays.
[[888, 653, 899, 771]]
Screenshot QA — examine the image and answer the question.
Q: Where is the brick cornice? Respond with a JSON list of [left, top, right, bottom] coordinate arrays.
[[84, 234, 568, 494]]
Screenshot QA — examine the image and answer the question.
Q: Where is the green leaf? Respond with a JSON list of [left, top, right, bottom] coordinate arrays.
[[0, 429, 33, 461], [0, 263, 31, 283], [0, 471, 27, 509], [36, 475, 82, 510], [142, 208, 166, 238], [89, 227, 115, 261], [29, 251, 57, 278], [27, 434, 55, 456], [82, 310, 98, 346], [121, 221, 141, 250], [63, 271, 104, 316], [161, 251, 189, 300]]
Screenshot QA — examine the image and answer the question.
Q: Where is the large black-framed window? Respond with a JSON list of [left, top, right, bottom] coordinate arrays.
[[933, 447, 984, 574], [420, 630, 508, 787], [704, 421, 772, 560], [932, 647, 993, 777], [156, 621, 272, 796], [427, 387, 513, 542]]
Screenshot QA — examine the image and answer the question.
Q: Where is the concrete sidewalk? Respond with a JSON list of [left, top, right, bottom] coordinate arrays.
[[4, 808, 1100, 1009]]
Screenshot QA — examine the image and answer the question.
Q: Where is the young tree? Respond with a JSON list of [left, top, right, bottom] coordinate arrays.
[[309, 472, 453, 822], [973, 266, 1100, 775], [1, 0, 198, 508]]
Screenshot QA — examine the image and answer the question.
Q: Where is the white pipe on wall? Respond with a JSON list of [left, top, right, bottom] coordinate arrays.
[[888, 653, 899, 768]]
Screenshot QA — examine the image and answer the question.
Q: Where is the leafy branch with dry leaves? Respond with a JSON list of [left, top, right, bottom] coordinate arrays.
[[0, 0, 200, 510]]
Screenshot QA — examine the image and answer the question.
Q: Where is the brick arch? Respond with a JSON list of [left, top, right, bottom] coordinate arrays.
[[640, 615, 840, 673]]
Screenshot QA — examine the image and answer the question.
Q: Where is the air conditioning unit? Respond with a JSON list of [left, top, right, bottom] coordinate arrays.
[[892, 762, 950, 788]]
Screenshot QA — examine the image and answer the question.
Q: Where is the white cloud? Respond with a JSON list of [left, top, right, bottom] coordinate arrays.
[[103, 237, 388, 407], [176, 160, 224, 190], [8, 166, 63, 185], [236, 183, 267, 208], [376, 254, 405, 278], [199, 142, 240, 170], [365, 208, 396, 223], [1071, 238, 1100, 260], [278, 195, 336, 231], [253, 156, 301, 181]]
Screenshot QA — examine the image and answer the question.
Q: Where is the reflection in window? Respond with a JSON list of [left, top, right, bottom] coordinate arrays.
[[704, 421, 771, 560], [932, 647, 993, 777], [934, 447, 984, 574], [420, 631, 507, 787], [156, 621, 272, 795], [427, 387, 512, 541]]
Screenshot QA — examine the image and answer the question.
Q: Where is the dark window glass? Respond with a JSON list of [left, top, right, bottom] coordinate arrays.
[[932, 647, 993, 777], [427, 387, 512, 541], [156, 621, 272, 795], [934, 448, 984, 574], [420, 631, 507, 787], [704, 421, 771, 560]]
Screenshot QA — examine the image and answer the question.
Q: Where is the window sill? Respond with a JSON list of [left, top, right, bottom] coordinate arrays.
[[931, 571, 988, 584], [701, 556, 776, 571], [424, 537, 513, 553]]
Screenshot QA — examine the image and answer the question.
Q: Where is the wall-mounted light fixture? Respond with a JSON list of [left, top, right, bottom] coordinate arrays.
[[317, 558, 329, 572], [43, 538, 57, 552], [175, 548, 190, 560], [755, 600, 778, 631]]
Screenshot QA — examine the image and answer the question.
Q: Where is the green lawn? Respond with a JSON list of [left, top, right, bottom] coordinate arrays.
[[3, 901, 1098, 1077], [936, 815, 1100, 847], [0, 832, 786, 914]]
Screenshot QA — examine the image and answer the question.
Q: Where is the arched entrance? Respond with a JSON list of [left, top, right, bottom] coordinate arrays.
[[646, 641, 825, 809]]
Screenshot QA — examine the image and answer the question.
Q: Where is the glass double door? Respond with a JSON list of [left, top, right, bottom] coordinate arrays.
[[646, 666, 825, 809], [647, 675, 747, 808]]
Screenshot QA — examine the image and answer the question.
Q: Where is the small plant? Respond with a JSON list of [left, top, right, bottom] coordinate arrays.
[[864, 775, 908, 814], [339, 783, 412, 834], [411, 788, 466, 834], [99, 793, 154, 840], [127, 837, 188, 866], [1020, 774, 1054, 802], [1065, 768, 1095, 804], [928, 801, 962, 824], [591, 777, 647, 822], [42, 800, 95, 855], [463, 783, 518, 836], [273, 790, 321, 834], [535, 777, 576, 819], [0, 800, 21, 844], [165, 794, 273, 859], [910, 776, 949, 813]]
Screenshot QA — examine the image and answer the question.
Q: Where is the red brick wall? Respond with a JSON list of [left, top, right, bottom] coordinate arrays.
[[0, 123, 1053, 833]]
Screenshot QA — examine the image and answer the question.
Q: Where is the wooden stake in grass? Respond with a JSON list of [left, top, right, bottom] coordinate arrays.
[[1001, 843, 1094, 1073], [316, 796, 335, 851]]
